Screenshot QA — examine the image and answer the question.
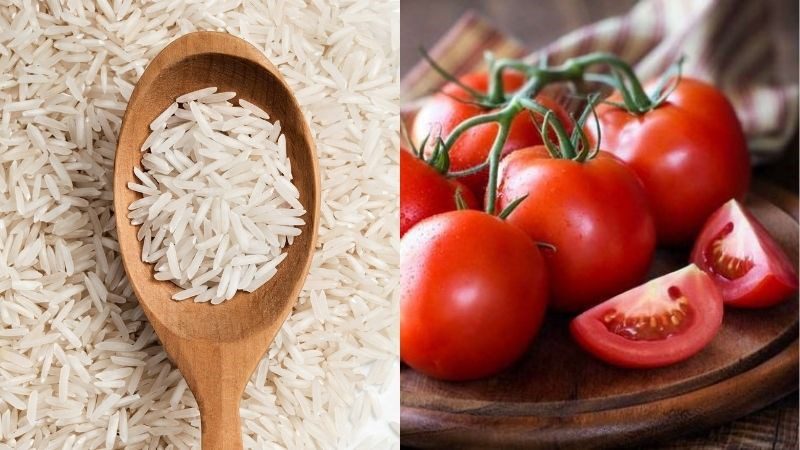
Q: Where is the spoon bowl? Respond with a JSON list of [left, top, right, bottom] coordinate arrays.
[[114, 32, 320, 449]]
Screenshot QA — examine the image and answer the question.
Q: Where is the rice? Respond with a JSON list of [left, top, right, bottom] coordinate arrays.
[[0, 0, 398, 448], [127, 89, 303, 305]]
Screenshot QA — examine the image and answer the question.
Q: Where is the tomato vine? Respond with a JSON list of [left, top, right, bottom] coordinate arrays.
[[418, 49, 682, 214]]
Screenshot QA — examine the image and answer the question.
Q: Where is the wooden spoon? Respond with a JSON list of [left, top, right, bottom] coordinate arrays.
[[113, 32, 320, 449]]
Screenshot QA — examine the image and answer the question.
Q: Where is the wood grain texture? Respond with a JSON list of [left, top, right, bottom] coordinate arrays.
[[654, 395, 797, 450], [113, 32, 320, 450], [400, 191, 799, 449], [403, 342, 798, 450]]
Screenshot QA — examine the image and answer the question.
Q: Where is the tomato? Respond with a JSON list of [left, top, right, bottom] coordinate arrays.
[[690, 199, 798, 308], [497, 146, 656, 312], [401, 210, 548, 381], [400, 148, 477, 236], [587, 77, 751, 245], [412, 71, 570, 201], [570, 264, 724, 368]]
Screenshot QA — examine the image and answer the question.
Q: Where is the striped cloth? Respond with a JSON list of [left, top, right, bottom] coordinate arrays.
[[402, 0, 798, 162]]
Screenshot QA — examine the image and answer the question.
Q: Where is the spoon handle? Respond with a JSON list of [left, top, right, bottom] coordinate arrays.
[[162, 338, 252, 450], [199, 394, 243, 450]]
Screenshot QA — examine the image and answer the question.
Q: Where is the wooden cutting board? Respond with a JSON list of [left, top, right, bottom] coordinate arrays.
[[400, 183, 799, 449]]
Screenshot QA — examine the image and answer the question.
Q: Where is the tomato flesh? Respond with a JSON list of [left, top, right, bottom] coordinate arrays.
[[691, 199, 798, 308], [401, 210, 549, 381], [570, 265, 723, 369], [704, 222, 755, 280], [602, 285, 692, 341]]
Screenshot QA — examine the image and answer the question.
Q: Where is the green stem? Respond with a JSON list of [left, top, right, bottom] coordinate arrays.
[[428, 50, 654, 214], [441, 108, 509, 152], [420, 47, 484, 100], [487, 59, 538, 103], [576, 53, 650, 107], [519, 98, 575, 158], [448, 161, 489, 178], [484, 114, 513, 214], [489, 52, 651, 110]]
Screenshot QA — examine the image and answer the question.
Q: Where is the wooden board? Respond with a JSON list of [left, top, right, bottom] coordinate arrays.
[[400, 187, 799, 449]]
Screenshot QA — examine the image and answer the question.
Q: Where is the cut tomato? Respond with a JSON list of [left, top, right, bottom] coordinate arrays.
[[690, 199, 798, 308], [570, 265, 723, 369]]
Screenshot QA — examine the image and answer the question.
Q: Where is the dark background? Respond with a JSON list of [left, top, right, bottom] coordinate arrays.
[[401, 0, 798, 84], [401, 0, 799, 448]]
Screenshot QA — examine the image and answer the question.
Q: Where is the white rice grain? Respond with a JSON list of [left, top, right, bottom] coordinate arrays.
[[175, 87, 217, 103], [26, 390, 37, 424], [237, 99, 270, 120], [129, 93, 303, 304], [0, 0, 399, 447]]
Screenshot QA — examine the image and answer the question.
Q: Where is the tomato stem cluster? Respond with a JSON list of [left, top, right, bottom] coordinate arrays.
[[423, 50, 682, 214]]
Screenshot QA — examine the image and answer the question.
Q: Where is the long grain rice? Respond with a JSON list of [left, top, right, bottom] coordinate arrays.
[[128, 91, 302, 304], [0, 0, 399, 447]]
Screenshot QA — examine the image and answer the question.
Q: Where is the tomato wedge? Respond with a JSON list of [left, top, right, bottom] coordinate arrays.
[[690, 199, 798, 308], [570, 265, 723, 369]]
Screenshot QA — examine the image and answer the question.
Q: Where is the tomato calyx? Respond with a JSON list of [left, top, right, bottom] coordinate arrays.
[[497, 193, 528, 219], [600, 56, 685, 115], [522, 94, 603, 163], [402, 120, 453, 174], [535, 241, 557, 254], [453, 187, 470, 211]]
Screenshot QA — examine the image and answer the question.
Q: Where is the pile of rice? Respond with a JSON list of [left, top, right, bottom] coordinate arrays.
[[0, 0, 399, 448], [129, 88, 305, 305]]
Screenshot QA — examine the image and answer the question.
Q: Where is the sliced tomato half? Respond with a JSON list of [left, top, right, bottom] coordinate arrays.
[[570, 265, 723, 369], [690, 199, 798, 308]]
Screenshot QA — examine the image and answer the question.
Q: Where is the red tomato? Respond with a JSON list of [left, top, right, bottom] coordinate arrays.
[[587, 77, 751, 245], [412, 71, 570, 201], [497, 146, 656, 312], [571, 264, 724, 368], [401, 210, 548, 381], [690, 199, 798, 308], [400, 148, 477, 236]]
